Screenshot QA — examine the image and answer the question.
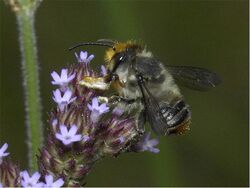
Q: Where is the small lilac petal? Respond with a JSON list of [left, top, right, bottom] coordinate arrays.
[[51, 71, 60, 82], [60, 69, 68, 80], [62, 139, 72, 145], [21, 170, 29, 180], [90, 111, 101, 123], [31, 172, 41, 182], [144, 132, 151, 142], [60, 125, 68, 135], [1, 152, 9, 157], [70, 135, 82, 142], [92, 97, 99, 108], [63, 90, 73, 101], [45, 174, 53, 184], [101, 65, 107, 76], [52, 119, 58, 126], [80, 51, 88, 60], [68, 125, 78, 136], [149, 147, 160, 153], [55, 133, 64, 141], [87, 104, 93, 111], [53, 178, 64, 187], [119, 136, 125, 143], [53, 89, 62, 102], [99, 103, 109, 113], [134, 132, 160, 154], [112, 107, 124, 116], [87, 54, 94, 63], [68, 96, 77, 103], [0, 143, 8, 154], [67, 73, 76, 82], [148, 139, 159, 146], [82, 135, 90, 142]]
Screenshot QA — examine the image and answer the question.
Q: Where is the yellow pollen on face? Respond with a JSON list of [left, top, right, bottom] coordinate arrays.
[[104, 40, 140, 62]]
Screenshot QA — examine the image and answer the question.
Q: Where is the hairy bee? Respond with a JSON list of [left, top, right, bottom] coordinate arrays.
[[69, 39, 221, 135]]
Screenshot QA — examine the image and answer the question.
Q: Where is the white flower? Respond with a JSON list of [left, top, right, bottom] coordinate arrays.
[[134, 132, 160, 154], [52, 89, 76, 111], [55, 125, 82, 145], [43, 174, 64, 188], [87, 97, 109, 123], [0, 143, 9, 165], [20, 171, 44, 188], [51, 68, 75, 86], [75, 51, 94, 64]]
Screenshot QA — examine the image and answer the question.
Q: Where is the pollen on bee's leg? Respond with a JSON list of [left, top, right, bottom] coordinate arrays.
[[78, 76, 111, 90], [97, 96, 109, 103]]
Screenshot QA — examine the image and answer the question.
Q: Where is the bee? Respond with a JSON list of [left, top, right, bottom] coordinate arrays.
[[69, 39, 221, 135]]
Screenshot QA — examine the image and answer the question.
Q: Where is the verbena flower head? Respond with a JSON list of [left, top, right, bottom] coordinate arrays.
[[51, 68, 75, 86], [87, 97, 109, 123], [20, 171, 43, 187], [44, 174, 64, 188], [133, 132, 160, 154], [55, 125, 82, 145], [53, 89, 76, 111], [0, 143, 9, 165], [38, 50, 154, 186], [75, 51, 94, 64]]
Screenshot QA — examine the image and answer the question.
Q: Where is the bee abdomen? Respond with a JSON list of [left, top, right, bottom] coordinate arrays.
[[159, 100, 191, 135]]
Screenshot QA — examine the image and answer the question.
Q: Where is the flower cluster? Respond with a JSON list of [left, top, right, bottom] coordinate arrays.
[[0, 143, 65, 187], [20, 171, 64, 188], [0, 50, 160, 187]]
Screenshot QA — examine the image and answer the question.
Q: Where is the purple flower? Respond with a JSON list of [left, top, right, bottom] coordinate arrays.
[[43, 174, 64, 188], [135, 132, 160, 154], [0, 182, 3, 188], [0, 143, 10, 165], [101, 65, 107, 76], [52, 119, 58, 126], [82, 135, 90, 142], [51, 69, 75, 86], [55, 125, 82, 145], [112, 107, 124, 116], [87, 97, 109, 123], [20, 171, 44, 187], [119, 136, 125, 144], [53, 89, 76, 111], [75, 51, 94, 64]]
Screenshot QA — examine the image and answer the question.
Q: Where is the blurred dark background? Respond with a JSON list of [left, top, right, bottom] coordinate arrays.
[[0, 0, 248, 186]]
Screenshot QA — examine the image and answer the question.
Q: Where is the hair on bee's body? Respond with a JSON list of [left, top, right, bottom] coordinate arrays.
[[71, 39, 221, 136]]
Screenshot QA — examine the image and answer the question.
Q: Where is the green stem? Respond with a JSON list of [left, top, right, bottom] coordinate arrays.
[[7, 0, 43, 171]]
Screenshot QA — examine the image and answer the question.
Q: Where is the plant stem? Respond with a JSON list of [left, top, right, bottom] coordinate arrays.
[[7, 0, 43, 170]]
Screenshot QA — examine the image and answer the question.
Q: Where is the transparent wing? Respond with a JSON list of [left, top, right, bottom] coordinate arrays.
[[137, 78, 167, 135], [167, 65, 222, 91]]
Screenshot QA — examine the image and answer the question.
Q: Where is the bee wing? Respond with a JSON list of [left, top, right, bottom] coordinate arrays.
[[167, 65, 222, 91], [138, 79, 167, 135]]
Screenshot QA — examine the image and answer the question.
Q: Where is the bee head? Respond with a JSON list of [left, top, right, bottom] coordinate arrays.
[[68, 39, 143, 74], [105, 40, 143, 74]]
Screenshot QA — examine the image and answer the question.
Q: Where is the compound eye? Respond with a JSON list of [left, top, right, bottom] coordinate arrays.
[[114, 52, 126, 64]]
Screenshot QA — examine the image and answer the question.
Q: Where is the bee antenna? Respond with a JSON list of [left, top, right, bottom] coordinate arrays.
[[68, 42, 116, 51]]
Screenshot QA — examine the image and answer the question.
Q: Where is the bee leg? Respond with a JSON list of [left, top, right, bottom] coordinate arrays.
[[108, 95, 138, 105], [160, 100, 191, 135]]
